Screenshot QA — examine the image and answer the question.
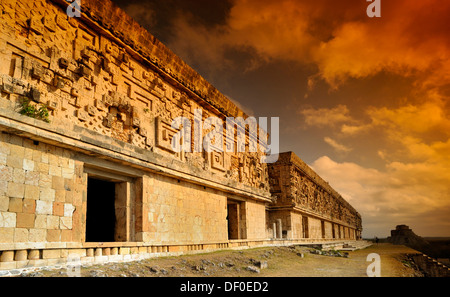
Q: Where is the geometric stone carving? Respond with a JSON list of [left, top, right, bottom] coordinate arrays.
[[156, 117, 177, 153], [54, 76, 66, 89], [211, 151, 226, 172], [31, 64, 44, 80], [43, 16, 56, 32], [29, 87, 41, 103], [46, 99, 59, 111], [95, 98, 108, 112], [76, 110, 89, 122], [29, 16, 44, 35], [87, 105, 96, 116], [56, 15, 69, 31], [59, 58, 69, 69]]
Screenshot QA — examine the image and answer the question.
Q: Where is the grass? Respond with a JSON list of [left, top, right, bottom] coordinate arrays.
[[19, 98, 50, 123]]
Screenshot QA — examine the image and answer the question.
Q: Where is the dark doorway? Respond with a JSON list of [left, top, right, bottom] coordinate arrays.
[[86, 178, 116, 242], [227, 202, 239, 240], [227, 199, 247, 240], [321, 221, 326, 239], [302, 216, 309, 239]]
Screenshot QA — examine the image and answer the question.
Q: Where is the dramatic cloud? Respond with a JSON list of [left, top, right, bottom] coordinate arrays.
[[155, 0, 450, 89], [298, 105, 354, 128], [324, 137, 352, 153], [312, 155, 450, 237], [367, 97, 450, 138]]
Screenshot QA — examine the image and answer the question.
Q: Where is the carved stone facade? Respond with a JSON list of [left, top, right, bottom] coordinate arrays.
[[268, 152, 362, 240], [0, 0, 361, 272]]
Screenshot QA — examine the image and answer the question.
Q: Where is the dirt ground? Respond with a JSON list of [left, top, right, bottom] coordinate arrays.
[[22, 243, 423, 277]]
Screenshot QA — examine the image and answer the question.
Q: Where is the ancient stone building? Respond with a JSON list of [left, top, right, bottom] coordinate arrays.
[[387, 225, 430, 250], [0, 0, 362, 272], [268, 153, 362, 241]]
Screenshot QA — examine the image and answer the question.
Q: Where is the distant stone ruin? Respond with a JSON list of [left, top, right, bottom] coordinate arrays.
[[387, 225, 431, 251]]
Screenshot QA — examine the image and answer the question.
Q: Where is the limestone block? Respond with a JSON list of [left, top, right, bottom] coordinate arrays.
[[0, 228, 13, 243], [6, 182, 25, 198], [60, 216, 72, 230], [34, 214, 47, 229], [6, 156, 23, 169], [0, 153, 6, 166], [0, 166, 13, 182], [0, 211, 16, 227], [42, 69, 54, 85], [12, 168, 25, 184], [39, 187, 55, 201], [46, 229, 60, 242], [16, 213, 34, 228], [13, 228, 29, 242], [22, 159, 35, 171], [35, 200, 52, 215], [8, 198, 22, 212], [42, 249, 61, 259], [111, 248, 118, 255], [78, 65, 91, 77], [59, 58, 69, 69], [86, 249, 94, 257], [64, 204, 75, 217], [0, 195, 9, 211], [24, 171, 39, 186], [119, 247, 130, 255], [61, 167, 74, 179], [47, 215, 59, 229], [24, 185, 39, 200]]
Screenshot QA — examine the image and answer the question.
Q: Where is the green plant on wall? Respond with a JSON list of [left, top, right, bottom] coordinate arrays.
[[19, 98, 51, 123]]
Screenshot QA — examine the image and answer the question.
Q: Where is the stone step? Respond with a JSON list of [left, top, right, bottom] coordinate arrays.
[[339, 241, 372, 251], [320, 240, 372, 251]]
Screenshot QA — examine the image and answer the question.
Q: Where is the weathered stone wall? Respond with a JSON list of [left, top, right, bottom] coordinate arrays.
[[268, 152, 362, 240], [0, 0, 276, 271], [0, 132, 84, 248], [143, 172, 228, 244], [244, 201, 267, 240], [0, 0, 363, 272], [0, 0, 271, 198]]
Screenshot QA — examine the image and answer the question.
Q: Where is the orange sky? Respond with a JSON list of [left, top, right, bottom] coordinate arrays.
[[115, 0, 450, 238]]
